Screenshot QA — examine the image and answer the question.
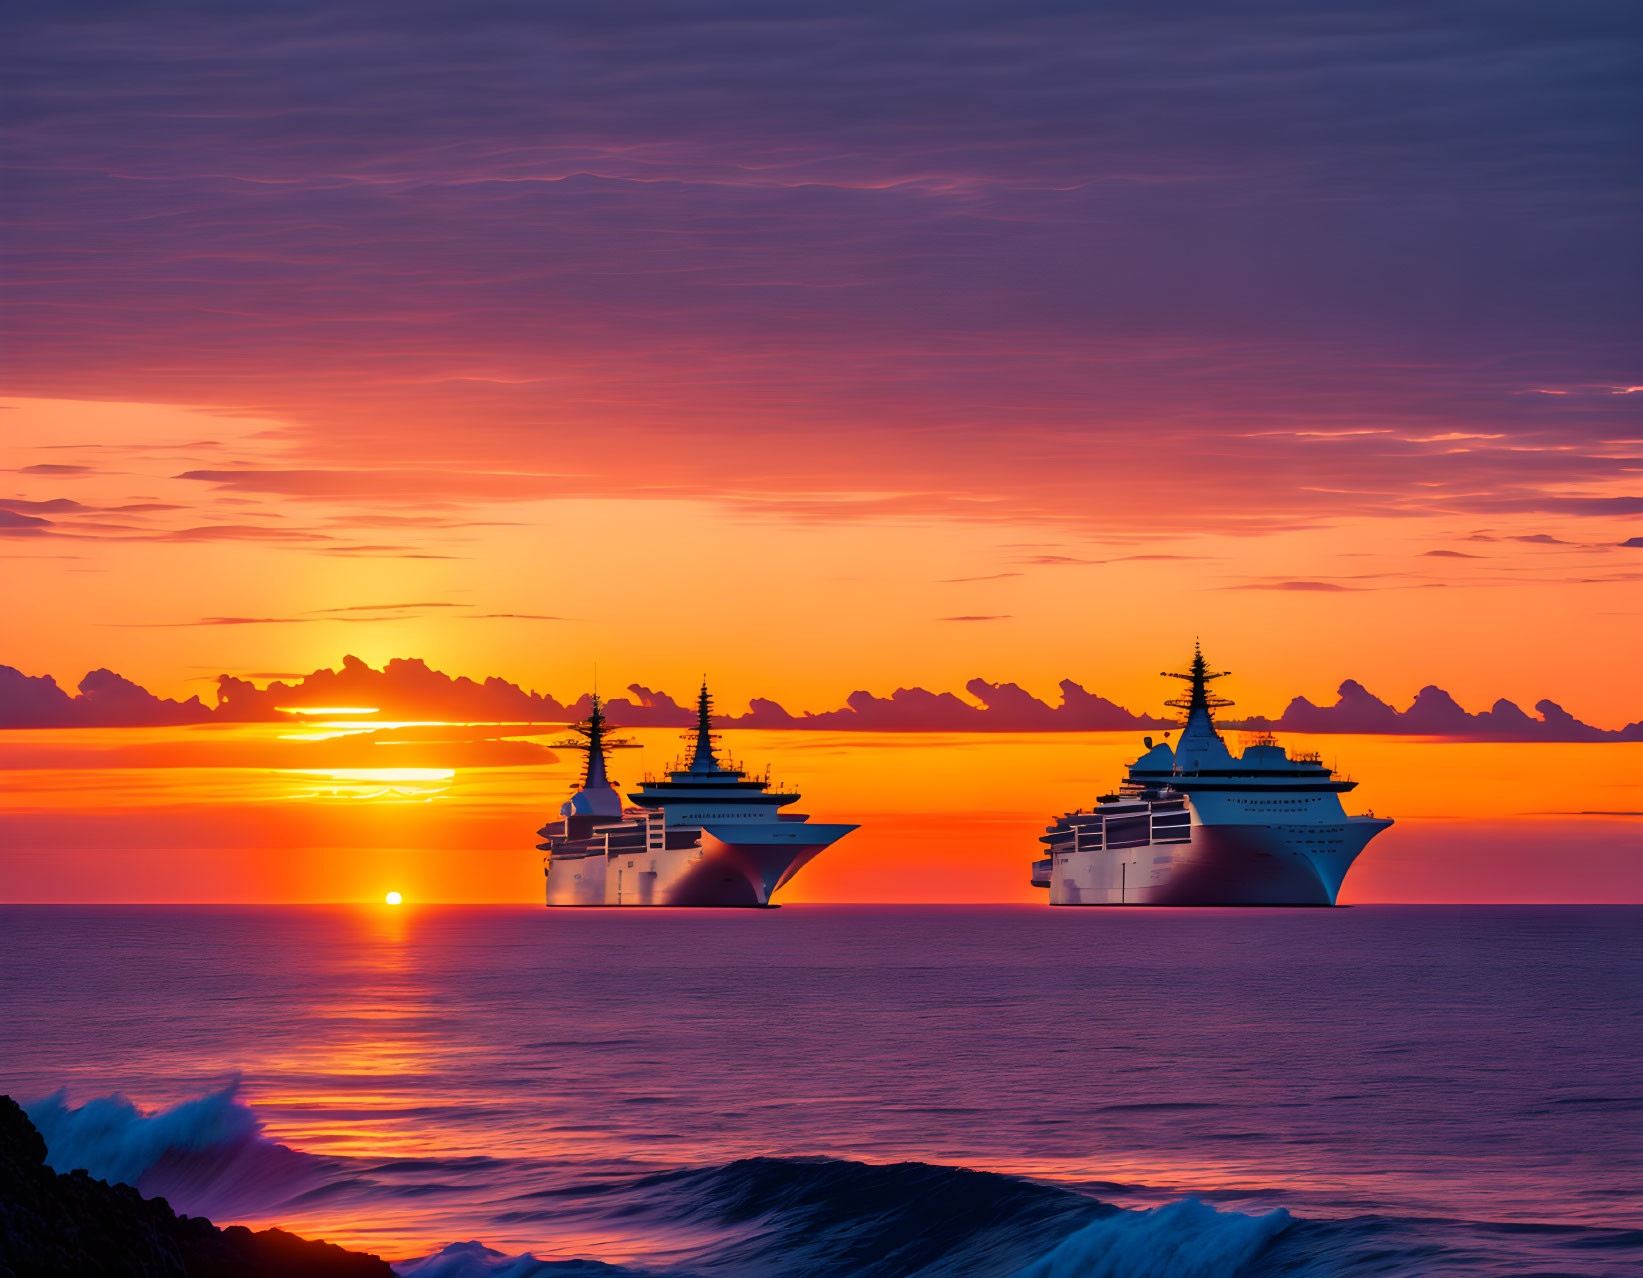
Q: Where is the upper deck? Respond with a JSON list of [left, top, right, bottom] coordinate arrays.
[[1040, 790, 1191, 853], [625, 680, 800, 816], [1130, 647, 1359, 794]]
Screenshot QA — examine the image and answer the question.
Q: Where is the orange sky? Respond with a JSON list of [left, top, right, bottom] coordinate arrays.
[[4, 2, 1641, 903], [3, 393, 1640, 906], [4, 395, 1640, 731]]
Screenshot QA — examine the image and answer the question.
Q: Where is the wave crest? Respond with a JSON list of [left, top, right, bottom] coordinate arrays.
[[1014, 1197, 1292, 1278], [398, 1240, 658, 1277], [23, 1087, 1640, 1277], [637, 1156, 1103, 1275], [24, 1081, 330, 1218], [493, 1156, 1289, 1277]]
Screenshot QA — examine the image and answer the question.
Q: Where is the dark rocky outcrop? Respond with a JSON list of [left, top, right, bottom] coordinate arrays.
[[0, 1095, 393, 1278]]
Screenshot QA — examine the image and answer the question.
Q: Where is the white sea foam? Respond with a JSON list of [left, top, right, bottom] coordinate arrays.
[[24, 1081, 325, 1217], [396, 1239, 645, 1276], [1011, 1198, 1292, 1278]]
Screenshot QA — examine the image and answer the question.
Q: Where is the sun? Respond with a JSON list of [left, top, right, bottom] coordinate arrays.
[[384, 891, 403, 905]]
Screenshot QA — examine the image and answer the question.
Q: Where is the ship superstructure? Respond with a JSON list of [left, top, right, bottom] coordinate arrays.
[[539, 683, 857, 907], [1032, 645, 1392, 905]]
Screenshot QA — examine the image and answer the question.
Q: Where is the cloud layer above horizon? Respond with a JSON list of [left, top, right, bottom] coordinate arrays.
[[3, 0, 1639, 534], [3, 655, 1637, 742], [3, 0, 1640, 748]]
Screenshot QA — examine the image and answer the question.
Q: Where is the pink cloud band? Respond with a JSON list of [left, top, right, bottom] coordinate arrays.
[[3, 657, 1637, 741]]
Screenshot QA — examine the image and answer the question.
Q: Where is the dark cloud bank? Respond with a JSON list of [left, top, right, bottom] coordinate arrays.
[[2, 0, 1638, 533], [2, 656, 1637, 741]]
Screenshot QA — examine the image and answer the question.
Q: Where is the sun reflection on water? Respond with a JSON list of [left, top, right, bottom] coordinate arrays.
[[285, 768, 457, 802]]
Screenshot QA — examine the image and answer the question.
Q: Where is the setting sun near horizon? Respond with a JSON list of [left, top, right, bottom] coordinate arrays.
[[4, 7, 1639, 1277], [1, 0, 1638, 908]]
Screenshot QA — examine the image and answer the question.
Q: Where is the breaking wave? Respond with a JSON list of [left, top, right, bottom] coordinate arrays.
[[403, 1154, 1643, 1277], [23, 1088, 1643, 1277], [397, 1241, 660, 1274], [1012, 1198, 1292, 1278], [418, 1155, 1643, 1278], [623, 1156, 1116, 1274], [399, 1241, 661, 1277], [24, 1081, 334, 1220], [624, 1159, 1296, 1277]]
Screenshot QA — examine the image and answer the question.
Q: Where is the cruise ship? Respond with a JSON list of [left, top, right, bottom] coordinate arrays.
[[1032, 646, 1392, 905], [539, 684, 858, 907]]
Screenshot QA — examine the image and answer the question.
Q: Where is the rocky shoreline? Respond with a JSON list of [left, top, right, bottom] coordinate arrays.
[[0, 1095, 394, 1277]]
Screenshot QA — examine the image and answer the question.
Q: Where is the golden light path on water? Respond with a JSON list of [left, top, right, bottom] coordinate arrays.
[[0, 722, 1636, 1262], [18, 896, 1629, 1263]]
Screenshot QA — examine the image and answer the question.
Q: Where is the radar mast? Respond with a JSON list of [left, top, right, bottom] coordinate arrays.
[[680, 678, 742, 775], [552, 693, 636, 791], [1162, 640, 1234, 721]]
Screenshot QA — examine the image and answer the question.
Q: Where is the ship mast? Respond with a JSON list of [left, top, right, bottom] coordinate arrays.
[[552, 693, 637, 791], [687, 678, 724, 773], [1161, 640, 1234, 721]]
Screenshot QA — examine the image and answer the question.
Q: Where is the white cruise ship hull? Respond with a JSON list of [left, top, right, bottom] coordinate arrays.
[[1041, 816, 1392, 906], [542, 684, 860, 908], [545, 821, 857, 908]]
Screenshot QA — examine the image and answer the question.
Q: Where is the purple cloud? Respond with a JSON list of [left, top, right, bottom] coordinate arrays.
[[0, 1, 1634, 534], [0, 499, 90, 514], [154, 525, 333, 543], [310, 602, 468, 614], [0, 666, 209, 728], [1256, 680, 1642, 742], [3, 657, 1638, 739], [1231, 581, 1359, 592]]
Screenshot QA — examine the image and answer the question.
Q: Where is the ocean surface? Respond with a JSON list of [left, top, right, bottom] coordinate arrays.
[[2, 905, 1639, 1276]]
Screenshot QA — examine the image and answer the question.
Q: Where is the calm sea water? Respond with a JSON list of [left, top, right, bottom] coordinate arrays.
[[2, 905, 1639, 1276]]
